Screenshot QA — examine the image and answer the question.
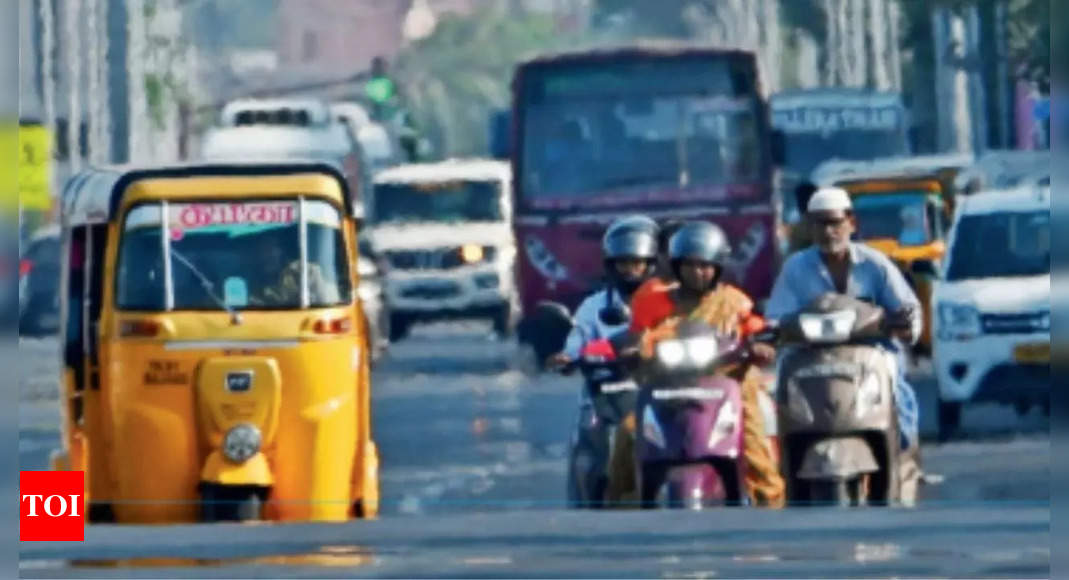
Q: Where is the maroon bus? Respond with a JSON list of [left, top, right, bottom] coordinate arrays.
[[508, 45, 782, 359]]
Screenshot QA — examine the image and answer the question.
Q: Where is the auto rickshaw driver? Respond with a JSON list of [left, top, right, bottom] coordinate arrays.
[[246, 229, 335, 308]]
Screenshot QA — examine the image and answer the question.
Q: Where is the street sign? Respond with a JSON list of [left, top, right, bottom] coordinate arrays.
[[18, 124, 52, 211]]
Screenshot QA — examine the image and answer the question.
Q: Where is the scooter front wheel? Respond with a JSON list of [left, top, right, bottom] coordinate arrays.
[[806, 478, 865, 507]]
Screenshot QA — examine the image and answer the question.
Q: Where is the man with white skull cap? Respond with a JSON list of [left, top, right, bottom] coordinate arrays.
[[766, 186, 922, 453]]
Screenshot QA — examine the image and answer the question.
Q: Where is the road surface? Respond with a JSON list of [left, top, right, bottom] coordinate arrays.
[[17, 323, 1050, 577]]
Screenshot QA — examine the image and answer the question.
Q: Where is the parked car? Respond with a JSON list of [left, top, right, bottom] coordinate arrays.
[[932, 183, 1050, 438], [19, 225, 61, 336]]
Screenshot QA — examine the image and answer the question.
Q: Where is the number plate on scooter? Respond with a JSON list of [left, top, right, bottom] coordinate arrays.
[[600, 380, 638, 393], [652, 388, 724, 401], [225, 371, 253, 392]]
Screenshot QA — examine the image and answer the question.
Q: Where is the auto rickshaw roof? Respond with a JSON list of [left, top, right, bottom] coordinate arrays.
[[834, 176, 945, 195], [61, 159, 355, 227], [811, 153, 976, 187]]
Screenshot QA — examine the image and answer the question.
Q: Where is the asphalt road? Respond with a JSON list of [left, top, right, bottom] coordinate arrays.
[[17, 323, 1050, 577]]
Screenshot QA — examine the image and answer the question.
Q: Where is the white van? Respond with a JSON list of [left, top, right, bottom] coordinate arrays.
[[367, 159, 517, 340], [199, 123, 372, 220], [932, 184, 1050, 436]]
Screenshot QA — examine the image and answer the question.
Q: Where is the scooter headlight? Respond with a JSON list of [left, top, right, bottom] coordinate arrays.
[[656, 340, 687, 367], [798, 310, 857, 343], [656, 337, 719, 368], [222, 423, 262, 463], [854, 371, 883, 419], [685, 337, 719, 367]]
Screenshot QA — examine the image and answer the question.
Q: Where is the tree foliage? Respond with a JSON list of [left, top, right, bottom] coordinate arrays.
[[392, 5, 579, 158], [898, 0, 1048, 86]]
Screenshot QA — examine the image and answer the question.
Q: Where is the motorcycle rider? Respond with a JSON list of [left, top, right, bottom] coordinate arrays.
[[626, 219, 685, 322], [765, 186, 921, 455], [627, 221, 786, 508], [546, 215, 660, 506]]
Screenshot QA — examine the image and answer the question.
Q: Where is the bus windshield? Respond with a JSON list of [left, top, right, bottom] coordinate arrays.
[[518, 57, 763, 201]]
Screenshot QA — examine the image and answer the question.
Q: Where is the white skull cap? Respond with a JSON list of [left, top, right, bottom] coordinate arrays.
[[807, 186, 853, 213]]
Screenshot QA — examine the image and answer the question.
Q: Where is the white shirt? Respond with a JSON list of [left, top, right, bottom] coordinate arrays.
[[562, 287, 631, 359]]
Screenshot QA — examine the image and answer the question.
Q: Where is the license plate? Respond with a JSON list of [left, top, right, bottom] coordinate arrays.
[[1013, 342, 1050, 364], [600, 380, 637, 394], [225, 371, 253, 392]]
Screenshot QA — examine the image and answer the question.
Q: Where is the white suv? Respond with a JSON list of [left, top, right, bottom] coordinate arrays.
[[367, 159, 518, 340], [932, 184, 1050, 436]]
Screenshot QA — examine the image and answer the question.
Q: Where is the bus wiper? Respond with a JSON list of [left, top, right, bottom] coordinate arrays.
[[169, 247, 241, 324]]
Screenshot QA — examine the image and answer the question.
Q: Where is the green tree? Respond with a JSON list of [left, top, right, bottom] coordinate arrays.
[[392, 4, 579, 158], [898, 0, 1048, 87]]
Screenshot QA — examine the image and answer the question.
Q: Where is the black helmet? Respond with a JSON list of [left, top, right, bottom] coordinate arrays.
[[602, 215, 659, 260], [668, 222, 732, 288], [602, 215, 658, 296]]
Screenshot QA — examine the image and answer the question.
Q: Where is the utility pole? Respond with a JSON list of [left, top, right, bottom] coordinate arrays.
[[931, 6, 949, 151], [966, 3, 987, 154], [994, 0, 1012, 149]]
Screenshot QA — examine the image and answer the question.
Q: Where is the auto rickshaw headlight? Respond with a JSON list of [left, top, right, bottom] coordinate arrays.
[[222, 423, 262, 463]]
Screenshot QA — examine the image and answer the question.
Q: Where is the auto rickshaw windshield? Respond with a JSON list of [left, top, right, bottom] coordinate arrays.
[[116, 198, 352, 311], [850, 192, 941, 247]]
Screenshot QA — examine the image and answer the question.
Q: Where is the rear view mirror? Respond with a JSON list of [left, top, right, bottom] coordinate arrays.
[[529, 301, 575, 363], [534, 301, 573, 328], [598, 304, 631, 327]]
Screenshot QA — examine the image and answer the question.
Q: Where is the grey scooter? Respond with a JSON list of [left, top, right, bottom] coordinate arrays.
[[773, 293, 922, 507]]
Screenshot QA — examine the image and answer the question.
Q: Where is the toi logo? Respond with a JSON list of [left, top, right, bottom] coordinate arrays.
[[20, 471, 85, 541]]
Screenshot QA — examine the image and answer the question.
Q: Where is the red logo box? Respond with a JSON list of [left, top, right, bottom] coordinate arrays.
[[20, 471, 85, 541]]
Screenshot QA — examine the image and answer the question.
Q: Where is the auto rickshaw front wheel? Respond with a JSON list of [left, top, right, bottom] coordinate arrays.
[[200, 483, 267, 522]]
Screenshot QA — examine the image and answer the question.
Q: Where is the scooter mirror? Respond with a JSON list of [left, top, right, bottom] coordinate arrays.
[[534, 301, 573, 328], [598, 304, 631, 327]]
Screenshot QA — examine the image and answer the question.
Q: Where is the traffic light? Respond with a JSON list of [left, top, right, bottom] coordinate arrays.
[[365, 56, 396, 105], [364, 76, 395, 105]]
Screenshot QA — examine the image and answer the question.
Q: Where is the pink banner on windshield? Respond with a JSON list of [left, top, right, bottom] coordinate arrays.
[[526, 183, 763, 211], [172, 202, 298, 229]]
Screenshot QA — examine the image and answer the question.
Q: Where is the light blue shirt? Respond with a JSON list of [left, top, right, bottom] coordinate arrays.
[[765, 243, 922, 344]]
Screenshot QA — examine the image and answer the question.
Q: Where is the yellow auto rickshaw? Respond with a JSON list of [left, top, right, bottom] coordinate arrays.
[[50, 160, 379, 523], [828, 173, 955, 353]]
